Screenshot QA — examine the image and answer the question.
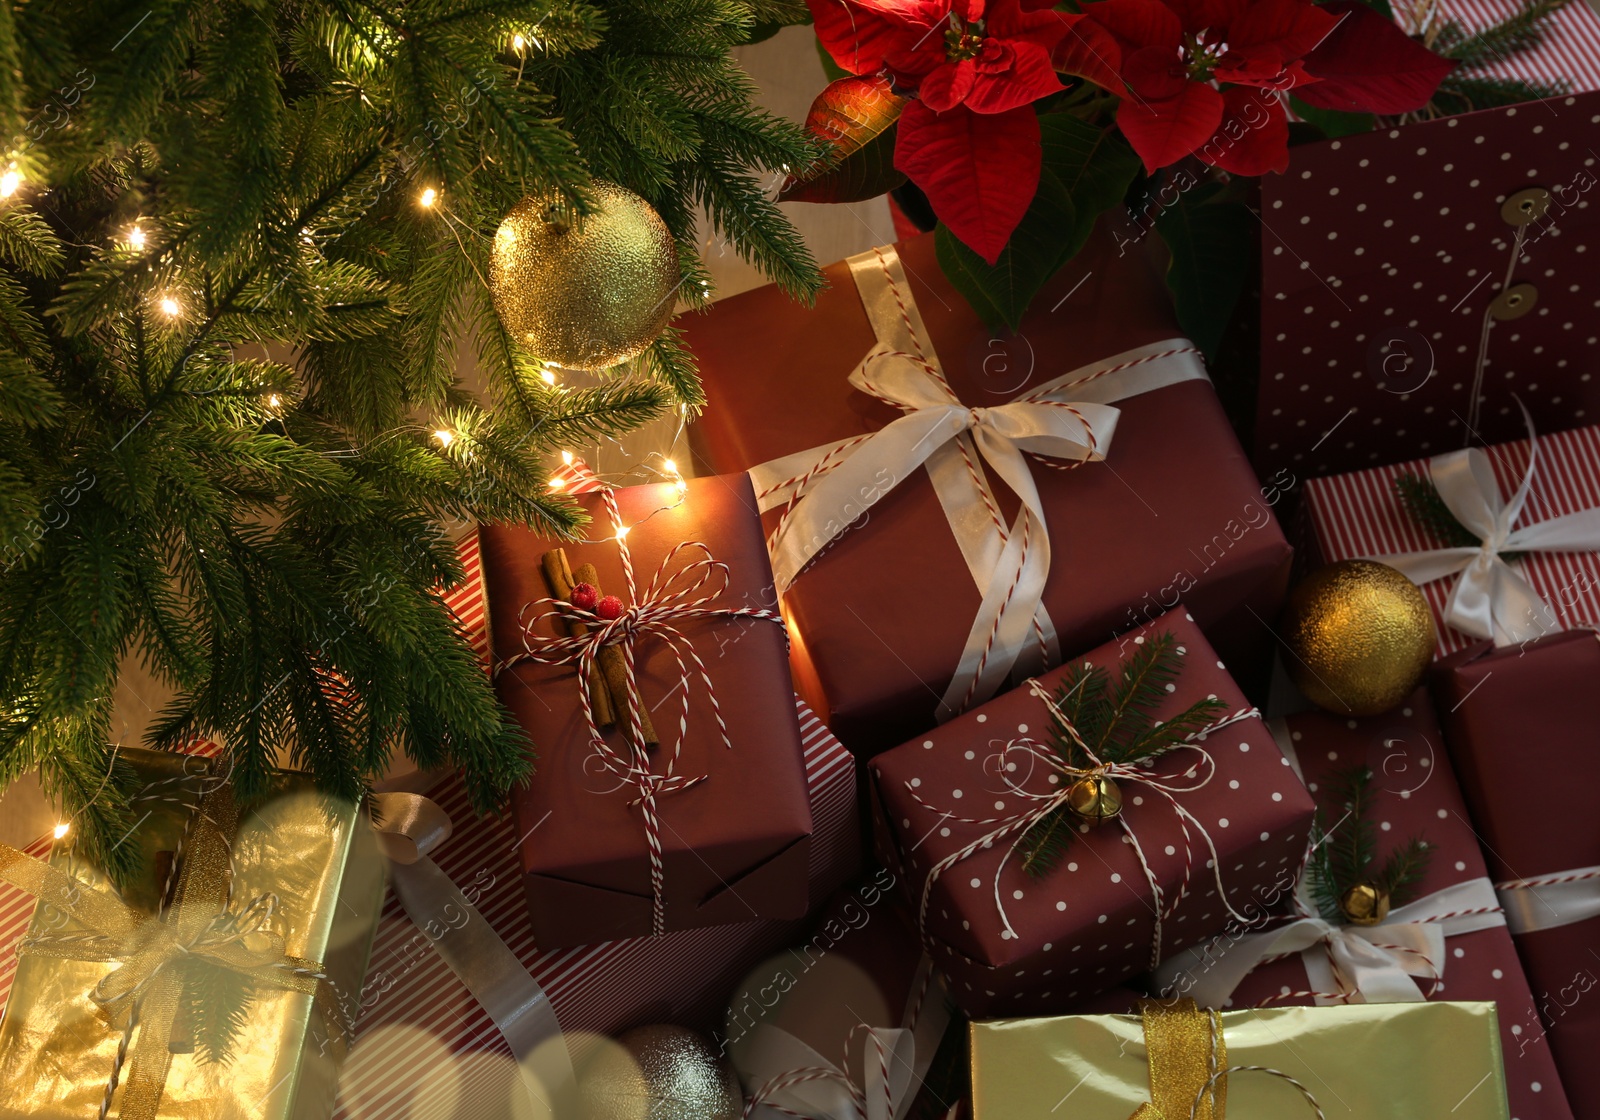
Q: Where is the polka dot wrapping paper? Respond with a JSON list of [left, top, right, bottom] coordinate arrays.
[[1220, 695, 1572, 1120], [1434, 631, 1600, 1120], [1301, 421, 1600, 657], [1254, 90, 1600, 481], [869, 609, 1315, 1019]]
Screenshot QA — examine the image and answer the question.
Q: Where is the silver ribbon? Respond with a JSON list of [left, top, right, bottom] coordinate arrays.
[[1371, 415, 1600, 645], [736, 956, 949, 1120], [750, 246, 1207, 719], [1497, 864, 1600, 935], [370, 792, 576, 1119]]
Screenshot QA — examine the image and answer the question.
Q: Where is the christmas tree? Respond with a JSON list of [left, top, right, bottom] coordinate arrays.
[[0, 0, 823, 875]]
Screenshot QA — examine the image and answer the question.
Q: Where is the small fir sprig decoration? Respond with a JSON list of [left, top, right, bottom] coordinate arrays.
[[1307, 766, 1434, 925], [1393, 474, 1524, 559], [1428, 0, 1574, 114], [1018, 633, 1226, 876]]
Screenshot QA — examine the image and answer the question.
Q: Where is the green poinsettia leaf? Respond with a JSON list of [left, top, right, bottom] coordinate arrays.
[[1153, 181, 1254, 361]]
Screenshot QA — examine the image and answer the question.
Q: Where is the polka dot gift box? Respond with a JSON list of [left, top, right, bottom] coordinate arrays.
[[1254, 89, 1600, 482], [1152, 692, 1573, 1120], [1434, 630, 1600, 1120], [869, 609, 1314, 1019]]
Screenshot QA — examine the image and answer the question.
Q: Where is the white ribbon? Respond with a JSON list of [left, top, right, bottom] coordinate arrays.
[[1151, 876, 1506, 1008], [737, 957, 949, 1120], [750, 246, 1207, 719], [1498, 864, 1600, 935], [1371, 416, 1600, 646]]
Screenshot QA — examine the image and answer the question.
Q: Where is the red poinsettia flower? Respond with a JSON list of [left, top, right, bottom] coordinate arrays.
[[810, 0, 1071, 262]]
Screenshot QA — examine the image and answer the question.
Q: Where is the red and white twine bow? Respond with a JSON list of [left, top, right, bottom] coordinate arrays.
[[910, 679, 1261, 970], [748, 245, 1209, 723], [495, 488, 786, 936]]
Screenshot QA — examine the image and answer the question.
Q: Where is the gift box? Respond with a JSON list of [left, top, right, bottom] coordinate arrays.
[[1433, 631, 1600, 1119], [1301, 421, 1600, 656], [870, 609, 1314, 1018], [0, 748, 386, 1120], [682, 228, 1294, 755], [330, 696, 862, 1120], [479, 473, 813, 947], [1151, 693, 1571, 1120], [1255, 88, 1600, 481], [970, 999, 1512, 1119]]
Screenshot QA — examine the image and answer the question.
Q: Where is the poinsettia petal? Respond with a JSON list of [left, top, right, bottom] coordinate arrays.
[[808, 0, 941, 75], [1123, 44, 1190, 100], [1051, 13, 1126, 92], [1162, 0, 1244, 33], [1296, 0, 1457, 113], [921, 59, 978, 112], [1115, 80, 1224, 171], [1224, 0, 1338, 67], [894, 100, 1042, 264], [1195, 86, 1289, 175], [1080, 0, 1183, 53], [964, 42, 1064, 111], [984, 0, 1073, 49]]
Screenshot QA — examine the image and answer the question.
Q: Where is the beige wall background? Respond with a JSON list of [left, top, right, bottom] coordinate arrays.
[[0, 26, 892, 848]]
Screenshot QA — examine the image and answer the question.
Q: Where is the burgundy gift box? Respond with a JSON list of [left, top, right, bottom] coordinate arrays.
[[870, 609, 1314, 1018], [479, 474, 814, 947], [682, 228, 1293, 756], [1213, 696, 1571, 1120], [1255, 90, 1600, 481], [1433, 632, 1600, 1119]]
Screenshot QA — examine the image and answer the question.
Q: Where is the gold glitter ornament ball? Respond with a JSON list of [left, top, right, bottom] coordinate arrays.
[[578, 1025, 743, 1120], [1281, 559, 1434, 717], [490, 182, 678, 370]]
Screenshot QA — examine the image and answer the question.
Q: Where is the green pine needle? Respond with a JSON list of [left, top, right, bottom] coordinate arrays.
[[1307, 766, 1434, 923], [1393, 473, 1524, 559]]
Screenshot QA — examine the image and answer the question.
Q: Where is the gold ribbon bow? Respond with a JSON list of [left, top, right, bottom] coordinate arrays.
[[1126, 999, 1326, 1120], [0, 781, 342, 1120]]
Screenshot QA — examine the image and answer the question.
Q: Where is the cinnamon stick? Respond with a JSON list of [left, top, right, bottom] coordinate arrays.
[[541, 549, 616, 728], [572, 561, 659, 748]]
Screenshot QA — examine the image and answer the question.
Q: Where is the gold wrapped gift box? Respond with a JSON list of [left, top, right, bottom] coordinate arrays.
[[0, 749, 386, 1120], [971, 1000, 1511, 1120]]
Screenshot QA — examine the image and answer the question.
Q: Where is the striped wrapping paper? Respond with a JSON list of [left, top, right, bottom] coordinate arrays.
[[1411, 0, 1600, 95], [1304, 422, 1600, 656]]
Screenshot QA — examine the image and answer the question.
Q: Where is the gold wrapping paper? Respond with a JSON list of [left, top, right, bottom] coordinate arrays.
[[970, 1002, 1511, 1119], [0, 749, 387, 1120]]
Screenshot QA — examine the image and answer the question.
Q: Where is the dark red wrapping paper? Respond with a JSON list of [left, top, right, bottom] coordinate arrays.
[[1218, 695, 1572, 1120], [682, 228, 1293, 755], [480, 475, 814, 948], [1254, 90, 1600, 481], [870, 609, 1314, 1018], [1433, 632, 1600, 1118]]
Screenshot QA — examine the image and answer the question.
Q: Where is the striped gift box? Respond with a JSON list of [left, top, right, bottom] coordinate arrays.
[[1414, 0, 1600, 95], [1304, 423, 1600, 656]]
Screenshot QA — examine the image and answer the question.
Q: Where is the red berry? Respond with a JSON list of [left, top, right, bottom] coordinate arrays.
[[596, 594, 624, 620], [570, 582, 598, 611]]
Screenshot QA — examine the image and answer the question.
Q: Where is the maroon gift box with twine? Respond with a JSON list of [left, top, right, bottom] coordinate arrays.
[[871, 608, 1314, 1018]]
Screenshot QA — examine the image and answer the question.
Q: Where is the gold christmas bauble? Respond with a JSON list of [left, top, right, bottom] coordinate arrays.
[[1067, 774, 1122, 824], [1339, 882, 1392, 926], [578, 1024, 742, 1120], [1281, 560, 1434, 717], [490, 182, 679, 370]]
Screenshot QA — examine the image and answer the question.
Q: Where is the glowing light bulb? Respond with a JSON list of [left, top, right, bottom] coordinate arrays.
[[53, 822, 69, 839], [675, 478, 688, 495], [560, 450, 574, 465], [419, 187, 438, 208], [548, 476, 566, 490], [0, 169, 21, 198], [615, 525, 630, 541], [158, 296, 181, 317], [539, 368, 556, 386], [434, 429, 454, 447], [512, 33, 527, 51], [266, 393, 282, 408], [127, 226, 146, 250], [662, 459, 677, 474]]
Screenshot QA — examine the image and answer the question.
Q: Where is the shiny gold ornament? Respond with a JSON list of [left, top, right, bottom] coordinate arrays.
[[1339, 882, 1392, 926], [578, 1024, 743, 1120], [489, 182, 679, 370], [1281, 559, 1434, 717], [1067, 774, 1123, 824]]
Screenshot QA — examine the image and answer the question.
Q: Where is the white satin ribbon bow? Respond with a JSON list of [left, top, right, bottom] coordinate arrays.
[[1151, 876, 1506, 1008], [750, 246, 1206, 719], [737, 959, 949, 1120], [1371, 423, 1600, 645]]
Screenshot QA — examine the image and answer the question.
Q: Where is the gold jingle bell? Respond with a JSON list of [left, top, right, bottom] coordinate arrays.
[[1067, 774, 1123, 825], [1339, 882, 1392, 926]]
